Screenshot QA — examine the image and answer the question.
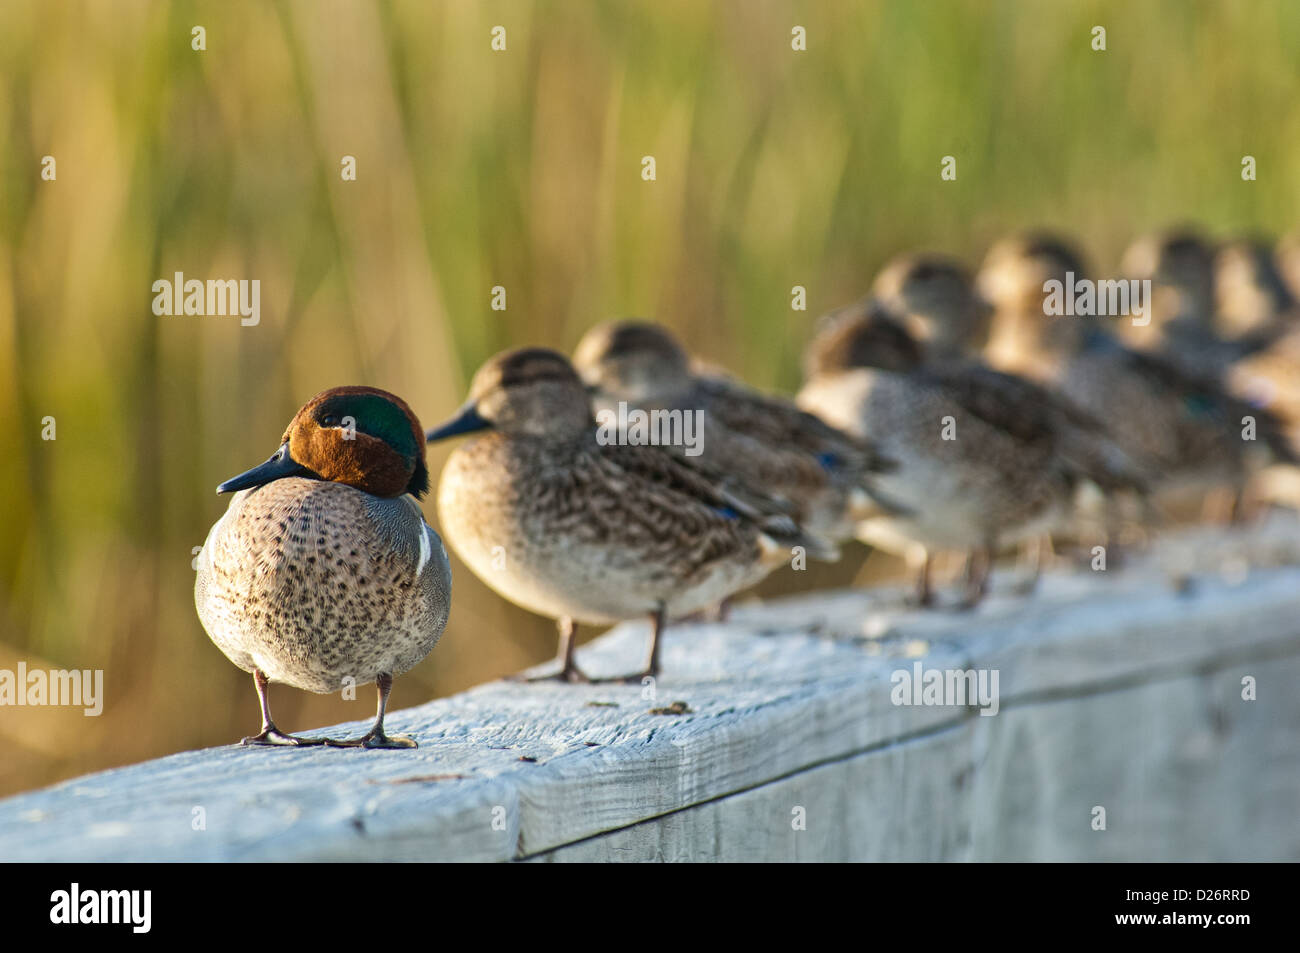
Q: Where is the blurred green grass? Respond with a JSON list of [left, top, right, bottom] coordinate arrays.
[[0, 0, 1296, 795]]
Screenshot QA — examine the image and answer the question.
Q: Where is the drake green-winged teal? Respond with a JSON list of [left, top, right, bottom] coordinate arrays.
[[977, 234, 1298, 518], [196, 385, 451, 748], [425, 348, 818, 682], [797, 300, 1145, 606], [571, 319, 898, 547]]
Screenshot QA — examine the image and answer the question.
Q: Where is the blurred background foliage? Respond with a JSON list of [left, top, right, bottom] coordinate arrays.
[[0, 0, 1297, 796]]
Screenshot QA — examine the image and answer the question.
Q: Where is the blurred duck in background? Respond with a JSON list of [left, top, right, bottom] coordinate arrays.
[[572, 320, 900, 551], [978, 232, 1094, 378], [1119, 229, 1276, 381], [795, 300, 1140, 607], [870, 254, 994, 360], [1214, 237, 1298, 345], [1220, 237, 1300, 511], [977, 233, 1298, 523], [870, 252, 1153, 552], [1276, 232, 1300, 303]]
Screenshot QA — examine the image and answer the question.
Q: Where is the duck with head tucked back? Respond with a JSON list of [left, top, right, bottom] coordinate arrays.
[[797, 300, 1151, 607], [1214, 237, 1297, 345], [1118, 229, 1279, 381], [572, 319, 898, 548], [978, 234, 1298, 521], [871, 253, 994, 359], [425, 347, 821, 683], [195, 385, 451, 748]]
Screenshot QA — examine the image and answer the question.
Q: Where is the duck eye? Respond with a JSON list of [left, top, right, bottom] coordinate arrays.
[[322, 414, 339, 427]]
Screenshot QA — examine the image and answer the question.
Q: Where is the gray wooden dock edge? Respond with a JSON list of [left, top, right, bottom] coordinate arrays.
[[3, 519, 1300, 862]]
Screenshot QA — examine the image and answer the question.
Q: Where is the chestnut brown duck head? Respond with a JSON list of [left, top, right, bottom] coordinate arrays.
[[219, 385, 429, 499]]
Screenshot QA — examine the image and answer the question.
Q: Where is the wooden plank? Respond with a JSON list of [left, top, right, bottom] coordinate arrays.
[[531, 656, 1300, 861], [2, 518, 1299, 862], [527, 724, 979, 862], [969, 657, 1300, 861]]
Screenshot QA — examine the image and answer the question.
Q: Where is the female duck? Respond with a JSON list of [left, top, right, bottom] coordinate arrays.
[[572, 319, 897, 548], [425, 348, 815, 682]]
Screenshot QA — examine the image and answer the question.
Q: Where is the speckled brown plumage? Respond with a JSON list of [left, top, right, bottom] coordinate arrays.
[[1119, 230, 1280, 381], [195, 385, 450, 747], [197, 479, 449, 693], [809, 282, 1150, 495], [1214, 238, 1297, 343], [798, 302, 1146, 605], [428, 347, 813, 680], [799, 341, 1073, 554], [439, 432, 787, 623], [573, 320, 896, 544], [1232, 327, 1300, 447], [977, 233, 1297, 497]]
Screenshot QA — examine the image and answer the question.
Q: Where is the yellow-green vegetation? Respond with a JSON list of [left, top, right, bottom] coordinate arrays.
[[1, 0, 1297, 795]]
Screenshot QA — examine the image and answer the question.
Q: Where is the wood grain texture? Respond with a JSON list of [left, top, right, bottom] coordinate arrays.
[[3, 516, 1299, 862], [532, 657, 1300, 861]]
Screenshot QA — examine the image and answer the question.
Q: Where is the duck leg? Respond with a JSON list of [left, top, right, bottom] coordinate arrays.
[[906, 551, 935, 608], [514, 616, 591, 683], [324, 673, 417, 749], [641, 605, 666, 678], [1106, 490, 1161, 567], [590, 605, 666, 683], [1013, 533, 1052, 595], [1099, 497, 1127, 569], [956, 544, 993, 610], [240, 669, 326, 747], [678, 596, 732, 624]]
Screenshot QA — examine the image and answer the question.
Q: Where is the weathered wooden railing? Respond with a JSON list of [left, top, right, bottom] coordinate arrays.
[[3, 518, 1300, 862]]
